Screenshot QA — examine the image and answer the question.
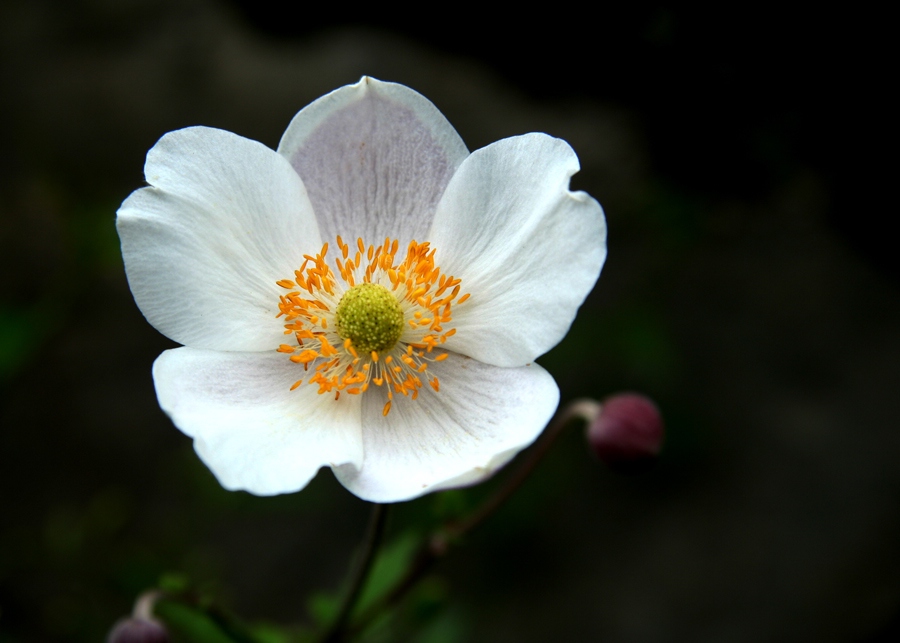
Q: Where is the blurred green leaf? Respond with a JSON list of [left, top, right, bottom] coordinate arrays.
[[249, 622, 310, 643], [410, 604, 466, 643], [158, 572, 191, 594], [356, 576, 454, 643], [405, 577, 449, 629], [354, 532, 420, 616], [155, 600, 238, 643], [155, 598, 268, 643], [306, 590, 340, 628]]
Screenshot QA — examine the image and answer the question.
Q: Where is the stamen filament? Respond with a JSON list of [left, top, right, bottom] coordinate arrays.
[[275, 236, 467, 414]]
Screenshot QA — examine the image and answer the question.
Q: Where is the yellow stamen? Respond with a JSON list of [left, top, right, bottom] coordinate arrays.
[[290, 349, 319, 364], [274, 236, 468, 414]]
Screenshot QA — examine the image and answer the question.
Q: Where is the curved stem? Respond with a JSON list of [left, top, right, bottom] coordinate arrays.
[[347, 399, 601, 637], [320, 503, 389, 643], [446, 398, 601, 538], [133, 589, 163, 621]]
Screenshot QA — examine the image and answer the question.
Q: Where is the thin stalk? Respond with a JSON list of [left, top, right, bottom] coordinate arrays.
[[347, 399, 601, 637], [320, 503, 389, 643], [447, 399, 601, 538]]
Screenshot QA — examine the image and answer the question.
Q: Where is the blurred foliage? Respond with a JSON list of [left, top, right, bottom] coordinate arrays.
[[5, 1, 883, 641], [0, 198, 121, 382], [129, 522, 464, 642], [0, 175, 699, 642], [0, 302, 53, 381], [353, 532, 419, 617]]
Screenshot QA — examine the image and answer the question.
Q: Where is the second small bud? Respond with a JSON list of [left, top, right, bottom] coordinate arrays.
[[586, 393, 664, 473]]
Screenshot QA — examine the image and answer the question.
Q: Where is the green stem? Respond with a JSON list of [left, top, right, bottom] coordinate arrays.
[[446, 399, 601, 538], [320, 503, 389, 643], [347, 399, 601, 637]]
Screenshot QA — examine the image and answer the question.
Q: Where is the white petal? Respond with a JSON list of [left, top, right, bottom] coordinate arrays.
[[428, 133, 607, 366], [333, 354, 559, 502], [154, 348, 363, 495], [117, 127, 321, 351], [277, 77, 469, 247]]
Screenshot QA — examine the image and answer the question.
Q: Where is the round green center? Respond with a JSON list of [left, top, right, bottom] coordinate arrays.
[[335, 283, 404, 354]]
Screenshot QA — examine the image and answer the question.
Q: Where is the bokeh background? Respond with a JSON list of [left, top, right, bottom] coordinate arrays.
[[1, 2, 896, 641]]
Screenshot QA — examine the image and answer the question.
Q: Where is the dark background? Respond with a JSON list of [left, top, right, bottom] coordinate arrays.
[[1, 1, 897, 641]]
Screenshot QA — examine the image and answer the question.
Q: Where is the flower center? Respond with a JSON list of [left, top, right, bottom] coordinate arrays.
[[274, 236, 470, 415], [334, 283, 404, 354]]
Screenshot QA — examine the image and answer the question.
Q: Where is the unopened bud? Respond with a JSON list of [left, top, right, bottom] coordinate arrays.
[[107, 591, 170, 643], [106, 617, 170, 643], [587, 393, 664, 473]]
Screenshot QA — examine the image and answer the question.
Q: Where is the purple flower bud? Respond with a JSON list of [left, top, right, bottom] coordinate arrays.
[[106, 617, 171, 643], [587, 393, 664, 473]]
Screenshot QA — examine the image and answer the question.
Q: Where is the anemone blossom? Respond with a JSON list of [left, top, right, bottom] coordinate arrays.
[[117, 77, 606, 502]]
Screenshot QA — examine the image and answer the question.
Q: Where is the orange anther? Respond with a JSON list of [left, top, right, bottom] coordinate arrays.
[[278, 235, 459, 404], [290, 349, 319, 364]]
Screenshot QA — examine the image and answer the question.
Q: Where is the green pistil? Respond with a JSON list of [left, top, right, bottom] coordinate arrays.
[[335, 283, 404, 354]]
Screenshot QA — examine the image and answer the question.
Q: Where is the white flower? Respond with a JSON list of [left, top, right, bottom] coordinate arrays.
[[117, 77, 606, 503]]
